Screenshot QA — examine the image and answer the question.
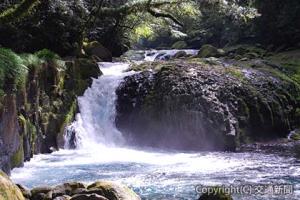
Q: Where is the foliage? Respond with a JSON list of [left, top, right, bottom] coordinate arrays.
[[35, 49, 60, 60], [254, 0, 300, 47], [0, 0, 40, 23], [0, 48, 28, 91]]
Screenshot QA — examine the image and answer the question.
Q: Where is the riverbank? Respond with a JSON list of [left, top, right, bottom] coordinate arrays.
[[0, 48, 101, 174]]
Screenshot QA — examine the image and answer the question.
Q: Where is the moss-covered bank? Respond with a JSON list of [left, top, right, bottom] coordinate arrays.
[[0, 48, 101, 174]]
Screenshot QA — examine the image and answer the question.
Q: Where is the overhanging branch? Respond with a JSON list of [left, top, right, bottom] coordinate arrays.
[[147, 0, 183, 26], [96, 0, 185, 26], [0, 0, 40, 24]]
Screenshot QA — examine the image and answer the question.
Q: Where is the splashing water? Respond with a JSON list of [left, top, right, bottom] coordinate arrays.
[[11, 50, 300, 200], [64, 62, 134, 149]]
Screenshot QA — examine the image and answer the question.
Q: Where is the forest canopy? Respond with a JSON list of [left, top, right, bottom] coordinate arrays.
[[0, 0, 299, 56]]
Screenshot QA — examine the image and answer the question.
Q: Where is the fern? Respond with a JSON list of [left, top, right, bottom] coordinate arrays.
[[0, 48, 28, 90]]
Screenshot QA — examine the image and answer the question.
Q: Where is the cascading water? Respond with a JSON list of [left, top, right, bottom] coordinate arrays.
[[64, 49, 199, 150], [11, 50, 300, 200], [64, 62, 133, 149]]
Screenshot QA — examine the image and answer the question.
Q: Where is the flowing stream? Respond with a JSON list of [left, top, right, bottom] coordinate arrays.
[[11, 50, 300, 200]]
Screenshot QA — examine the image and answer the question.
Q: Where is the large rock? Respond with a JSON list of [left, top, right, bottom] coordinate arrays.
[[84, 41, 113, 62], [87, 181, 141, 200], [198, 44, 225, 58], [52, 182, 87, 198], [116, 59, 300, 151], [0, 171, 25, 200], [171, 41, 188, 49]]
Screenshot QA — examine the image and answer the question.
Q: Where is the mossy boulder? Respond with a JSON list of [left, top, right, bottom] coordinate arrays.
[[83, 41, 112, 62], [225, 45, 267, 59], [87, 181, 141, 200], [116, 58, 300, 151], [0, 171, 25, 200], [171, 41, 188, 49], [198, 44, 225, 58]]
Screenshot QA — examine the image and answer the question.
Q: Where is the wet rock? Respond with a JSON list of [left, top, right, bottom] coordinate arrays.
[[173, 51, 188, 58], [52, 182, 86, 198], [0, 170, 25, 200], [53, 195, 72, 200], [87, 181, 141, 200], [16, 184, 31, 199], [116, 59, 300, 151], [31, 186, 53, 200], [198, 44, 225, 58]]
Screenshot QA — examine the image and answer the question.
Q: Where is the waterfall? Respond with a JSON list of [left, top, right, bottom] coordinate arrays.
[[64, 62, 134, 149], [64, 50, 199, 149]]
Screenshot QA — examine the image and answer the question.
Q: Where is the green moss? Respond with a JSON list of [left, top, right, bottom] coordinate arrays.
[[10, 137, 24, 169], [225, 45, 267, 58], [225, 68, 245, 81], [291, 133, 300, 141], [267, 50, 300, 84]]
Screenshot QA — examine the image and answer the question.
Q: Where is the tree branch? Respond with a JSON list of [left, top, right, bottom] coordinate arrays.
[[0, 0, 40, 24], [146, 0, 183, 26]]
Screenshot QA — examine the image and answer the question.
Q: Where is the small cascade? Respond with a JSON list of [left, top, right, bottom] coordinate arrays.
[[144, 49, 199, 61], [64, 62, 134, 149]]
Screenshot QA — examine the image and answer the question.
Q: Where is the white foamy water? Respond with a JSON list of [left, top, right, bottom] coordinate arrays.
[[144, 49, 199, 61], [11, 147, 300, 199], [10, 50, 300, 199], [64, 62, 134, 149]]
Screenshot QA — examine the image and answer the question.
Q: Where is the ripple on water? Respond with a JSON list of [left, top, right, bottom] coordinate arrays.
[[10, 147, 300, 200]]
